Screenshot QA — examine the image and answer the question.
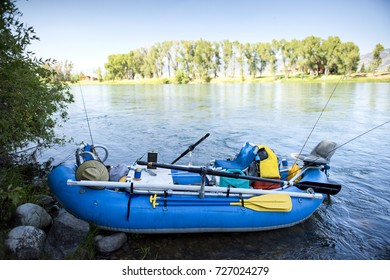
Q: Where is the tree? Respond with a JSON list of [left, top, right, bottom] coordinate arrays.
[[337, 42, 360, 78], [301, 36, 322, 75], [178, 40, 195, 79], [277, 39, 288, 78], [193, 39, 212, 81], [322, 36, 341, 76], [103, 37, 366, 81], [105, 53, 127, 79], [95, 67, 103, 82], [244, 43, 257, 79], [360, 63, 366, 73], [44, 60, 74, 82], [255, 42, 268, 77], [153, 43, 164, 78], [221, 40, 233, 77], [211, 41, 221, 78], [234, 41, 245, 80], [171, 40, 181, 74], [371, 43, 384, 76], [268, 40, 279, 76], [284, 39, 300, 77], [161, 41, 173, 78], [0, 0, 73, 154], [132, 49, 145, 78]]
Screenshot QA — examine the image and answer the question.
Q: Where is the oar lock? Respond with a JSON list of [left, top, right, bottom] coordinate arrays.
[[150, 194, 159, 208], [306, 188, 315, 194]]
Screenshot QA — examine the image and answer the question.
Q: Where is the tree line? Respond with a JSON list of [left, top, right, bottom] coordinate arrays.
[[104, 36, 363, 82]]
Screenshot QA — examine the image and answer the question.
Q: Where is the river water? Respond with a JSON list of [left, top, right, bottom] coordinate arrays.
[[45, 82, 390, 260]]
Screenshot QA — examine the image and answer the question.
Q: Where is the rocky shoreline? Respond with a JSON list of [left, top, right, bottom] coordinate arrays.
[[4, 200, 128, 259]]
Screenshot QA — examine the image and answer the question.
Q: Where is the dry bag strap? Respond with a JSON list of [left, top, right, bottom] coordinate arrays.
[[126, 182, 134, 221]]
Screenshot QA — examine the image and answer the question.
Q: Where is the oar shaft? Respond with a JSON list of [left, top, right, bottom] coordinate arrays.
[[125, 189, 254, 198], [137, 161, 341, 195], [156, 197, 236, 203], [155, 202, 230, 206], [171, 133, 210, 164], [67, 180, 322, 199], [151, 194, 292, 211], [139, 161, 279, 183]]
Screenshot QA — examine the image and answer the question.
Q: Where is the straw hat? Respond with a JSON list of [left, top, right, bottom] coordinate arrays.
[[76, 160, 109, 182]]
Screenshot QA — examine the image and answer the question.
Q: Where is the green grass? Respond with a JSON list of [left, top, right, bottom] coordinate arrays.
[[76, 72, 390, 86]]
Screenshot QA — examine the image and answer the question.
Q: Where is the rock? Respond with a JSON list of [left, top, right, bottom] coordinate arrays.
[[44, 209, 90, 259], [5, 226, 46, 260], [35, 194, 55, 206], [96, 232, 127, 253], [16, 203, 52, 229], [94, 235, 104, 242]]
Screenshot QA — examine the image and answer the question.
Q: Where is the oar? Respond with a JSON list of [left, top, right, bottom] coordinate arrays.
[[67, 180, 323, 199], [153, 193, 290, 208], [171, 133, 210, 164], [137, 161, 342, 195], [150, 194, 292, 212]]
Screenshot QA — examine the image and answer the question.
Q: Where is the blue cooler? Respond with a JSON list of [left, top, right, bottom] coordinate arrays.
[[171, 169, 202, 184], [219, 169, 250, 189]]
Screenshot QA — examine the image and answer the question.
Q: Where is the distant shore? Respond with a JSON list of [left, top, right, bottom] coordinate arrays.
[[77, 73, 390, 85]]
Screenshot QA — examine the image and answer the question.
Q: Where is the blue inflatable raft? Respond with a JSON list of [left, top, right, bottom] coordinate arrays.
[[48, 141, 341, 233]]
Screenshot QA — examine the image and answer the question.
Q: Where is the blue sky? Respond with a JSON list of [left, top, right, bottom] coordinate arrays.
[[17, 0, 390, 73]]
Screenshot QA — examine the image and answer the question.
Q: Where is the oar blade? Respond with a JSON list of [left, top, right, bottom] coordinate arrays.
[[231, 194, 292, 212], [296, 181, 341, 195], [249, 194, 292, 210]]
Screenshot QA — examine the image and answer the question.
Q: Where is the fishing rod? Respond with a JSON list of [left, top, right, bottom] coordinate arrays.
[[327, 120, 390, 156], [296, 120, 390, 166], [293, 76, 344, 166], [77, 83, 108, 163], [79, 83, 94, 146]]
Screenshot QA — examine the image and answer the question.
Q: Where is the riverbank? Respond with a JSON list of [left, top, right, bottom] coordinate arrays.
[[78, 73, 390, 85]]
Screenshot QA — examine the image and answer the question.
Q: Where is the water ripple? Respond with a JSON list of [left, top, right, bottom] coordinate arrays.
[[48, 83, 390, 260]]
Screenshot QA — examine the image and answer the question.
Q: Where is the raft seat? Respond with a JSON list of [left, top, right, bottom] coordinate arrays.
[[214, 142, 259, 170], [291, 140, 337, 165]]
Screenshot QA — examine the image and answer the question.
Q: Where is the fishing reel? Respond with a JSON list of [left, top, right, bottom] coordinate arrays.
[[76, 143, 109, 166]]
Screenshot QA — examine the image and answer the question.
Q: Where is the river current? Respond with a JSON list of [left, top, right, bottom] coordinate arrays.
[[44, 82, 390, 260]]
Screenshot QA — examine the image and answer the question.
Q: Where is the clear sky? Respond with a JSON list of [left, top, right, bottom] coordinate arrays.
[[17, 0, 390, 73]]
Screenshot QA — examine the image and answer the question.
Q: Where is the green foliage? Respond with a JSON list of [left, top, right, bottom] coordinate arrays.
[[371, 43, 385, 75], [234, 41, 245, 80], [194, 39, 213, 81], [65, 225, 99, 260], [0, 0, 74, 154], [161, 77, 170, 84], [336, 42, 360, 77], [244, 43, 257, 79], [44, 60, 75, 82], [360, 63, 366, 73], [94, 67, 102, 82], [300, 36, 322, 75], [104, 36, 368, 82], [222, 40, 233, 77], [0, 154, 52, 227], [0, 167, 29, 224], [0, 0, 74, 235], [174, 70, 190, 84], [322, 36, 341, 76]]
